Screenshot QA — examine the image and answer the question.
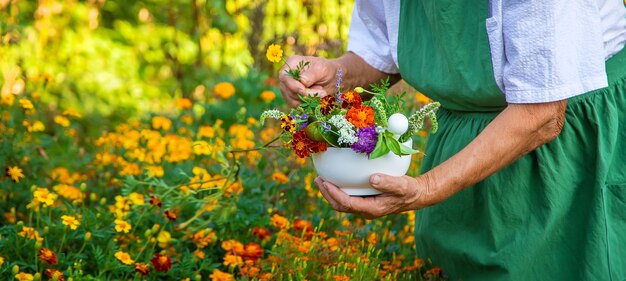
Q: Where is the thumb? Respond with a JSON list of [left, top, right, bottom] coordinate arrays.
[[369, 173, 410, 194]]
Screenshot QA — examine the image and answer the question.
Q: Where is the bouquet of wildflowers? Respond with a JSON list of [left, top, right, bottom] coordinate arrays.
[[261, 72, 440, 159]]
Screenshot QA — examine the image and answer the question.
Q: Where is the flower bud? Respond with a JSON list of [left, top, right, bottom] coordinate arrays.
[[44, 226, 49, 234], [84, 232, 92, 241], [145, 229, 152, 237], [195, 274, 202, 280], [80, 183, 87, 191], [151, 224, 160, 233], [99, 198, 107, 206], [35, 240, 42, 250], [354, 87, 364, 93], [12, 264, 19, 275], [89, 193, 98, 202], [34, 273, 41, 281]]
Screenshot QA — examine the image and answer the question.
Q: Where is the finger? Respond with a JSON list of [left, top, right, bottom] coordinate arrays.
[[321, 180, 385, 216], [369, 174, 414, 195], [315, 177, 344, 212]]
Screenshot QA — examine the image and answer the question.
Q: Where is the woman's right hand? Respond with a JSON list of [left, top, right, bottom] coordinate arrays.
[[279, 55, 341, 107]]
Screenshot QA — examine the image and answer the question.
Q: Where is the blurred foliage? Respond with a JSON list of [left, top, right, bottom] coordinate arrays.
[[0, 0, 352, 122]]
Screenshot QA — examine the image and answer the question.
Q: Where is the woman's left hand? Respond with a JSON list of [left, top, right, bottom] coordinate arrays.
[[315, 174, 433, 219]]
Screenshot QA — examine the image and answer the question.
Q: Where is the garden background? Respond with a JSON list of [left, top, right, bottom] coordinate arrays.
[[0, 0, 444, 280]]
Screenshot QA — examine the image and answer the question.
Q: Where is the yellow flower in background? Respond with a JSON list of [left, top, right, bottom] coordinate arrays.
[[260, 90, 276, 102], [18, 98, 34, 110], [266, 44, 283, 63], [14, 272, 34, 281], [197, 126, 215, 139], [18, 226, 43, 242], [214, 82, 235, 99], [62, 108, 82, 118], [176, 98, 193, 109], [24, 120, 45, 132], [114, 251, 134, 265], [114, 219, 132, 233], [415, 92, 432, 105], [1, 93, 15, 106], [192, 140, 212, 155], [33, 187, 57, 207], [152, 116, 172, 131], [146, 165, 164, 178], [0, 256, 5, 267], [157, 230, 171, 248], [54, 115, 70, 127], [181, 114, 194, 125], [271, 172, 289, 184], [128, 192, 145, 205], [210, 269, 234, 281], [53, 184, 84, 202], [7, 165, 25, 183], [61, 215, 80, 230]]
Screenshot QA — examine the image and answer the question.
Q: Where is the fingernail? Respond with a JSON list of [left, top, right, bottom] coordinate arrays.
[[371, 175, 380, 185]]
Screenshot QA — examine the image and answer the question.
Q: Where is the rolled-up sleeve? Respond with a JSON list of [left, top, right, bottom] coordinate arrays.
[[498, 0, 608, 103], [347, 0, 400, 74]]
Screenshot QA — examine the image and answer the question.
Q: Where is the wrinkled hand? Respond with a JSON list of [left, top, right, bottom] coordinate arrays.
[[279, 55, 340, 107], [315, 174, 432, 219]]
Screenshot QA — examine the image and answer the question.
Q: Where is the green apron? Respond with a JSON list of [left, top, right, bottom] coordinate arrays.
[[398, 1, 626, 280]]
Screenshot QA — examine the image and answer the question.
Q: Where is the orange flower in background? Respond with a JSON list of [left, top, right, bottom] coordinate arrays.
[[151, 116, 172, 131], [176, 98, 193, 109], [37, 248, 58, 265], [149, 195, 162, 208], [214, 82, 235, 99], [325, 237, 339, 251], [242, 242, 264, 261], [252, 227, 271, 241], [18, 226, 43, 242], [6, 165, 25, 183], [192, 229, 216, 248], [293, 219, 314, 235], [340, 91, 362, 108], [223, 253, 243, 267], [44, 269, 65, 281], [271, 172, 289, 184], [134, 263, 150, 276], [114, 219, 132, 233], [266, 44, 283, 63], [426, 267, 444, 278], [151, 254, 172, 273], [115, 251, 134, 265], [346, 105, 375, 128], [61, 215, 80, 230], [221, 240, 245, 255], [260, 90, 276, 102], [14, 272, 34, 281], [270, 214, 289, 230], [210, 269, 234, 281], [164, 210, 177, 221], [54, 115, 70, 127]]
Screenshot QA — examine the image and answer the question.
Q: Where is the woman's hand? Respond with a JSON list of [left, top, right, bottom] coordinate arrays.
[[315, 173, 434, 219], [279, 56, 340, 107]]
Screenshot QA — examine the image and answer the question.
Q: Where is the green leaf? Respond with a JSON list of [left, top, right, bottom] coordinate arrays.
[[385, 132, 419, 156], [399, 142, 420, 155], [369, 133, 390, 159]]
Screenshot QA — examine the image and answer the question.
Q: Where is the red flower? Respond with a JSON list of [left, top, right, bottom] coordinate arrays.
[[341, 91, 362, 108], [151, 254, 172, 273], [37, 248, 58, 265], [346, 105, 375, 128], [252, 227, 271, 241], [293, 219, 314, 235], [242, 242, 264, 261], [320, 95, 337, 115], [291, 130, 327, 158], [149, 195, 162, 208], [163, 210, 177, 221], [45, 269, 65, 281]]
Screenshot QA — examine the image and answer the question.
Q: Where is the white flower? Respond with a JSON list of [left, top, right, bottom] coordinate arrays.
[[260, 109, 283, 125], [328, 115, 357, 145]]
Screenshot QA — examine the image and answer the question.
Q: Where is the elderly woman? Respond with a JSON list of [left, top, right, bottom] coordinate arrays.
[[278, 0, 626, 280]]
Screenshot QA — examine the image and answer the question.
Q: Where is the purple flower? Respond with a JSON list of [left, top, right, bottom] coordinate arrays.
[[321, 122, 331, 132], [351, 126, 378, 156], [336, 69, 343, 91]]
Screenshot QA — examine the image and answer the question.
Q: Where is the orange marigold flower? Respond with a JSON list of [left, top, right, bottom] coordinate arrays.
[[252, 227, 271, 241], [346, 105, 375, 128], [6, 165, 25, 183], [151, 116, 172, 131], [320, 95, 337, 115], [37, 248, 58, 265], [61, 215, 80, 230], [210, 269, 234, 281], [151, 254, 172, 273], [260, 90, 276, 102], [325, 237, 340, 251], [192, 229, 216, 248], [134, 262, 150, 275], [242, 242, 264, 261], [222, 240, 245, 255], [149, 195, 162, 208], [193, 249, 205, 259], [163, 210, 177, 221], [44, 269, 65, 281], [271, 172, 289, 184], [176, 98, 193, 109], [223, 253, 243, 267], [279, 115, 296, 134], [214, 82, 236, 99], [14, 272, 34, 281], [425, 267, 443, 277], [114, 219, 132, 233], [270, 214, 289, 230], [293, 219, 314, 235], [340, 91, 362, 108], [18, 226, 43, 242], [290, 130, 327, 158]]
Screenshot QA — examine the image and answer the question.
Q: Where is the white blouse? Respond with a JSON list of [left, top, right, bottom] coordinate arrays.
[[346, 0, 626, 103]]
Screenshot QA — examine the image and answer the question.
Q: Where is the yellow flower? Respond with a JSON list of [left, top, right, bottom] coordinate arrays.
[[6, 165, 25, 183], [62, 108, 82, 118], [0, 256, 4, 267], [213, 82, 235, 99], [114, 251, 135, 265], [146, 165, 164, 178], [192, 141, 212, 155], [54, 115, 70, 127], [18, 98, 34, 110], [128, 192, 145, 205], [266, 44, 283, 63], [18, 226, 43, 242], [33, 187, 57, 207], [30, 121, 45, 132], [176, 98, 193, 109], [223, 253, 243, 267], [260, 90, 276, 102], [61, 215, 80, 230], [15, 272, 34, 281], [210, 269, 234, 281], [197, 126, 215, 139], [152, 116, 172, 131], [53, 184, 84, 202], [114, 219, 132, 233], [157, 230, 171, 248], [1, 93, 15, 106]]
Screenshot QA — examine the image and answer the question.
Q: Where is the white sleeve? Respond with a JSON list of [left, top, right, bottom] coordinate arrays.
[[490, 0, 609, 103], [346, 0, 400, 74]]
